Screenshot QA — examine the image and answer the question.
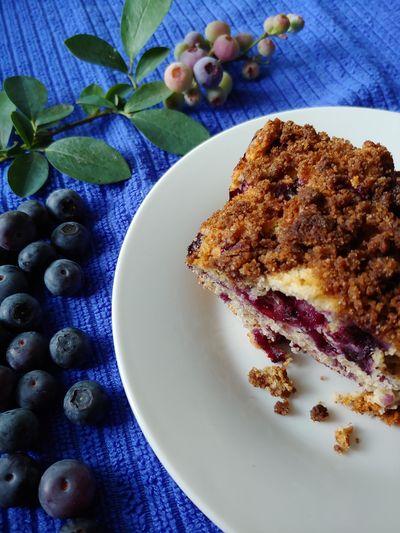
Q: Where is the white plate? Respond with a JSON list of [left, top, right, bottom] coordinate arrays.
[[112, 107, 400, 533]]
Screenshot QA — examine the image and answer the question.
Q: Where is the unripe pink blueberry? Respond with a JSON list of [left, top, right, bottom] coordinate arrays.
[[205, 20, 231, 43], [174, 42, 189, 60], [242, 60, 260, 80], [213, 35, 240, 61], [180, 45, 208, 69], [206, 87, 227, 107], [164, 92, 185, 110], [184, 87, 202, 107], [184, 31, 206, 48], [235, 32, 253, 51], [266, 14, 290, 35], [164, 62, 193, 93], [287, 14, 305, 33], [257, 38, 276, 57], [263, 16, 275, 34], [193, 56, 223, 88], [219, 71, 233, 96]]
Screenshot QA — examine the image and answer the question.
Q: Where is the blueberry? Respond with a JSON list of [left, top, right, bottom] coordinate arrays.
[[164, 92, 185, 110], [46, 189, 86, 222], [183, 30, 206, 48], [16, 370, 58, 412], [242, 60, 260, 80], [193, 57, 223, 88], [0, 211, 36, 252], [205, 20, 231, 43], [0, 293, 42, 331], [0, 323, 12, 356], [0, 408, 39, 452], [0, 265, 29, 304], [51, 223, 90, 259], [60, 518, 103, 533], [39, 459, 96, 518], [235, 32, 253, 51], [63, 381, 108, 425], [18, 241, 57, 274], [0, 453, 40, 507], [17, 200, 50, 233], [50, 328, 91, 369], [6, 332, 48, 371], [0, 366, 17, 410], [180, 45, 207, 69], [213, 35, 240, 61], [44, 260, 83, 296], [164, 62, 193, 93], [257, 38, 275, 57]]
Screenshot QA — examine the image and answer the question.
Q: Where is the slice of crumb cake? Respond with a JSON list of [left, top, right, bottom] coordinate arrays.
[[187, 118, 400, 415]]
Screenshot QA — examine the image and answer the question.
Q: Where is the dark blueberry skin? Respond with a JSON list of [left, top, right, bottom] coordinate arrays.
[[51, 222, 90, 259], [46, 189, 86, 222], [0, 323, 12, 356], [0, 265, 29, 304], [60, 518, 103, 533], [18, 241, 57, 274], [0, 408, 39, 452], [64, 381, 108, 425], [0, 211, 36, 252], [50, 328, 91, 369], [17, 200, 50, 233], [39, 459, 96, 518], [0, 293, 42, 331], [44, 260, 83, 296], [16, 370, 58, 411], [0, 453, 41, 507], [6, 332, 48, 371], [0, 366, 17, 410]]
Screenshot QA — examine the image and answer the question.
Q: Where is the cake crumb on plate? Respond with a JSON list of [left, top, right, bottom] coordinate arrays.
[[310, 403, 329, 421], [274, 400, 290, 415], [248, 362, 296, 398], [334, 425, 353, 454]]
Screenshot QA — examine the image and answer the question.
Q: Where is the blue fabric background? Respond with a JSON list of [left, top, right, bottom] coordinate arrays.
[[0, 0, 399, 530]]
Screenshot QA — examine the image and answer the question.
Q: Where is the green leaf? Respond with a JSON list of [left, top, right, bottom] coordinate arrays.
[[77, 95, 116, 110], [124, 81, 171, 113], [11, 111, 34, 146], [0, 91, 16, 149], [121, 0, 172, 61], [65, 34, 128, 73], [135, 46, 170, 83], [79, 84, 104, 115], [4, 76, 47, 119], [36, 104, 74, 126], [131, 109, 209, 155], [105, 83, 132, 103], [46, 137, 131, 184], [8, 152, 49, 197]]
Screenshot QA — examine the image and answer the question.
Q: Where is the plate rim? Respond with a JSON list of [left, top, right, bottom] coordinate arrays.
[[112, 105, 400, 531]]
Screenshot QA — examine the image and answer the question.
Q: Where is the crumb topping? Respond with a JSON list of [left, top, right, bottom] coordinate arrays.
[[248, 362, 296, 398], [274, 399, 290, 415], [334, 425, 353, 454], [310, 403, 329, 421], [187, 118, 400, 349], [336, 391, 400, 426]]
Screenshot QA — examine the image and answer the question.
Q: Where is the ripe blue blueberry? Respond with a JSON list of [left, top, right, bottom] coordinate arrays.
[[60, 518, 102, 533], [18, 241, 57, 274], [0, 408, 39, 452], [44, 260, 83, 296], [0, 293, 42, 331], [51, 222, 90, 259], [17, 200, 50, 233], [63, 381, 108, 425], [0, 453, 41, 508], [50, 327, 91, 369], [46, 189, 86, 222], [6, 332, 48, 371], [38, 459, 96, 518], [0, 366, 17, 410], [16, 370, 58, 412], [0, 265, 28, 304], [0, 211, 36, 252], [193, 57, 223, 88]]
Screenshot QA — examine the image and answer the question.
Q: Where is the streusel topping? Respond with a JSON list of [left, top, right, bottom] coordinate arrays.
[[187, 119, 400, 349]]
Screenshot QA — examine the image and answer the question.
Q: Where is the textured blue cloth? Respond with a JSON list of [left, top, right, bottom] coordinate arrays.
[[0, 0, 399, 531]]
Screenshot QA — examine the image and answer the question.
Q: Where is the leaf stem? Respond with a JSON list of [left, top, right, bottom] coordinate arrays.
[[128, 73, 138, 89], [48, 110, 113, 135]]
